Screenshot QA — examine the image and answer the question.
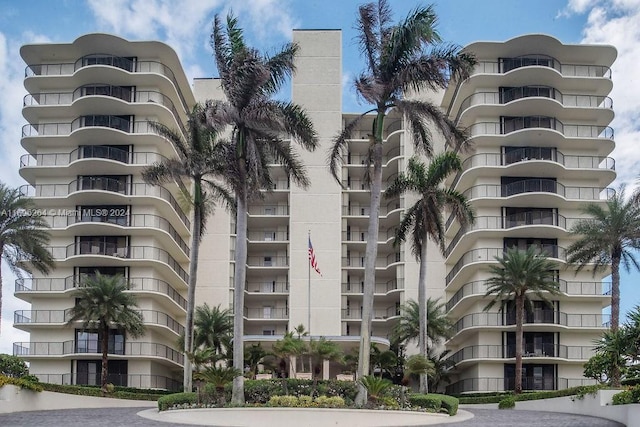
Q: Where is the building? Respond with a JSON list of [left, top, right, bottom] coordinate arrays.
[[13, 32, 615, 392], [441, 35, 616, 393], [15, 34, 195, 390]]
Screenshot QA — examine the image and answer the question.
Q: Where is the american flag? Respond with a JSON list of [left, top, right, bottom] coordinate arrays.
[[308, 236, 322, 276]]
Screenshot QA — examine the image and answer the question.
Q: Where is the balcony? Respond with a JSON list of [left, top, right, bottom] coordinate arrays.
[[447, 344, 594, 365], [42, 243, 188, 284], [13, 341, 184, 365], [342, 200, 402, 217], [31, 373, 182, 391], [244, 307, 288, 320], [42, 212, 189, 256], [25, 54, 189, 112], [450, 311, 610, 335], [446, 246, 566, 286], [446, 279, 611, 312], [15, 276, 187, 310], [465, 119, 614, 139], [20, 149, 168, 168], [342, 252, 403, 268], [245, 281, 289, 294], [472, 55, 611, 78], [14, 309, 184, 335], [245, 256, 289, 268], [446, 376, 596, 394], [341, 279, 402, 294], [247, 205, 289, 216], [460, 180, 614, 202], [341, 306, 400, 321], [19, 181, 189, 229]]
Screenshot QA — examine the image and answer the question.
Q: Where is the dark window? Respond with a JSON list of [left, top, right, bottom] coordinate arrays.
[[501, 116, 555, 134], [77, 266, 127, 282], [82, 55, 136, 72], [77, 236, 128, 257], [78, 175, 128, 194], [506, 332, 555, 357], [504, 207, 555, 227], [76, 360, 128, 387], [504, 237, 558, 258], [501, 177, 557, 197], [504, 299, 557, 325], [75, 329, 125, 355], [79, 205, 130, 226], [83, 115, 132, 132], [79, 145, 130, 163], [503, 146, 554, 164], [504, 363, 556, 391], [499, 56, 553, 73], [81, 85, 133, 102]]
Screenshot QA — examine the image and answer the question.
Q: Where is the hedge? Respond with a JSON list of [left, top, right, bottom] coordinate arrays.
[[458, 385, 603, 405], [220, 379, 359, 405], [612, 385, 640, 405], [408, 393, 459, 415], [37, 383, 164, 400], [158, 392, 197, 411], [498, 396, 515, 409], [0, 374, 43, 392]]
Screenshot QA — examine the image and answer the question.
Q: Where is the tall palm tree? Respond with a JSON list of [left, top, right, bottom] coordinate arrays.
[[567, 186, 640, 333], [387, 153, 473, 393], [484, 246, 559, 394], [328, 2, 475, 398], [207, 13, 318, 404], [142, 104, 233, 392], [66, 273, 145, 392], [193, 303, 233, 356], [0, 183, 55, 332], [592, 328, 628, 387]]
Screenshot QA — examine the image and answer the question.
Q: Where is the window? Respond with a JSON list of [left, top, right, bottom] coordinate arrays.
[[77, 360, 128, 386], [499, 56, 553, 73], [503, 146, 554, 165], [504, 364, 556, 391], [75, 329, 125, 355], [78, 175, 128, 194], [501, 116, 555, 134], [80, 145, 130, 163], [501, 176, 557, 197], [79, 205, 129, 226], [504, 207, 555, 228], [82, 55, 136, 72], [263, 329, 275, 336], [77, 236, 128, 257], [81, 85, 134, 102], [82, 115, 132, 132], [504, 237, 558, 258], [506, 332, 555, 357]]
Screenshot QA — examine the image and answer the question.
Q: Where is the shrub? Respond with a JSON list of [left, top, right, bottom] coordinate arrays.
[[158, 392, 197, 411], [408, 394, 441, 411], [498, 396, 515, 409], [612, 390, 634, 405], [0, 354, 29, 378], [226, 379, 358, 405], [439, 394, 459, 416], [315, 395, 345, 408], [0, 374, 43, 392], [458, 385, 604, 405], [268, 395, 299, 407]]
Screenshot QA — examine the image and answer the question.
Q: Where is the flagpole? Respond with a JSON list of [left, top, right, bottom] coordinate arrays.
[[308, 230, 311, 335]]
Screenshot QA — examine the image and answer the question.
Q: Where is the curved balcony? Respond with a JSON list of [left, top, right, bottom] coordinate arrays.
[[15, 276, 187, 311], [42, 213, 188, 257], [341, 306, 400, 321], [13, 341, 183, 365], [445, 212, 580, 257], [14, 309, 184, 336], [448, 344, 594, 365], [343, 146, 402, 166], [466, 119, 614, 139], [24, 54, 189, 111], [20, 148, 168, 168], [472, 55, 612, 78], [19, 181, 189, 229], [446, 376, 596, 394], [31, 372, 181, 391], [342, 200, 403, 217], [446, 279, 611, 312], [451, 311, 609, 336], [462, 180, 614, 203], [446, 246, 566, 286], [44, 243, 188, 284]]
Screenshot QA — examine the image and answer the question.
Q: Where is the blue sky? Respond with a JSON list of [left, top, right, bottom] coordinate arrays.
[[0, 0, 639, 353]]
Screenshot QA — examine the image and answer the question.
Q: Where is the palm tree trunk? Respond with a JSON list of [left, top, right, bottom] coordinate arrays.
[[101, 322, 110, 393], [515, 295, 525, 395], [418, 242, 428, 394], [610, 252, 621, 387], [183, 202, 202, 392], [232, 188, 248, 404], [356, 112, 385, 405]]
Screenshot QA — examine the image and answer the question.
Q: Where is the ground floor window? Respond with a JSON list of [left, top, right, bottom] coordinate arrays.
[[76, 360, 128, 386], [504, 363, 556, 390]]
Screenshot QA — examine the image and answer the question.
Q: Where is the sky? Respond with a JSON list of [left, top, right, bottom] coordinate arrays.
[[0, 0, 639, 354]]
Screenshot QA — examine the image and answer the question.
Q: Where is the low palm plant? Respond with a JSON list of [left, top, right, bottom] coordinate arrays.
[[358, 375, 392, 405], [195, 365, 241, 405]]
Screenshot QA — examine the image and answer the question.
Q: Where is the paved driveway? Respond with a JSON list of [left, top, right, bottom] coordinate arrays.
[[0, 407, 626, 427]]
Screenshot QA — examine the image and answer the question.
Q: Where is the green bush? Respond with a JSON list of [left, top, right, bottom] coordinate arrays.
[[0, 354, 29, 378], [268, 395, 299, 407], [612, 390, 634, 405], [37, 382, 163, 400], [408, 394, 441, 411], [0, 374, 43, 392], [315, 395, 345, 408], [439, 394, 459, 416], [458, 385, 604, 405], [267, 395, 346, 408], [222, 379, 358, 405], [158, 392, 197, 411], [498, 396, 515, 409]]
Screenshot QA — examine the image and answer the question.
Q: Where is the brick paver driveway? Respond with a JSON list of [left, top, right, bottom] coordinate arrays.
[[0, 407, 626, 426]]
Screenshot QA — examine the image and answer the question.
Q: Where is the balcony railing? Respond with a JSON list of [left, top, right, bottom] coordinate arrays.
[[447, 344, 594, 365], [13, 341, 183, 365], [31, 373, 182, 391], [445, 376, 596, 394], [15, 276, 187, 310], [247, 205, 289, 216], [451, 311, 610, 335], [18, 182, 189, 229], [41, 213, 189, 256], [246, 231, 289, 242], [445, 213, 580, 257], [341, 306, 400, 320], [341, 279, 402, 294], [446, 246, 566, 285], [471, 56, 612, 78], [342, 200, 402, 216], [20, 149, 168, 168], [465, 119, 614, 139], [343, 146, 402, 165], [342, 252, 403, 268], [245, 282, 289, 293], [342, 227, 396, 242], [446, 279, 611, 312], [25, 54, 189, 112], [15, 309, 184, 335], [41, 243, 188, 284], [243, 308, 289, 319], [246, 256, 289, 267]]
